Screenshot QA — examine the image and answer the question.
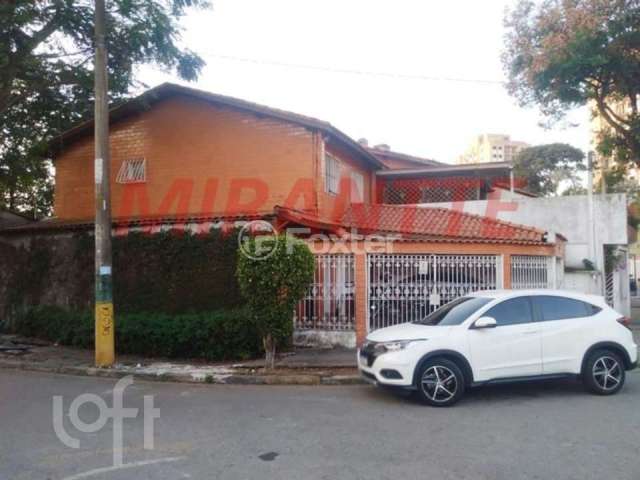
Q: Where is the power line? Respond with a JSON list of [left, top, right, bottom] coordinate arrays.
[[201, 53, 505, 85]]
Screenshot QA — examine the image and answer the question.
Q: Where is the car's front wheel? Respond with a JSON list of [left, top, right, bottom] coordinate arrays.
[[583, 349, 626, 395], [415, 358, 465, 407]]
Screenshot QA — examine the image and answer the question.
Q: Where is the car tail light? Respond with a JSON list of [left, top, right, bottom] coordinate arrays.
[[617, 316, 632, 329]]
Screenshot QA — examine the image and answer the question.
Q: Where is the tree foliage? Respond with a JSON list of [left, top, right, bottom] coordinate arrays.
[[0, 0, 208, 216], [503, 0, 640, 165], [236, 235, 315, 369], [513, 143, 585, 196]]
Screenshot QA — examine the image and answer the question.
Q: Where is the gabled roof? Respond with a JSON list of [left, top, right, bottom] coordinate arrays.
[[276, 204, 548, 245], [48, 83, 384, 168]]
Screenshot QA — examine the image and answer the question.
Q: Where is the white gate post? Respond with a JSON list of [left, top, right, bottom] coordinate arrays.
[[497, 255, 505, 289]]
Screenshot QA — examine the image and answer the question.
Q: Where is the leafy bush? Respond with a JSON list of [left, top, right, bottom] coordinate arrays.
[[16, 306, 93, 348], [236, 234, 315, 368], [11, 306, 262, 361]]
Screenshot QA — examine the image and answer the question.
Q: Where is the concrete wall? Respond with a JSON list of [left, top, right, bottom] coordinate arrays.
[[424, 193, 627, 268]]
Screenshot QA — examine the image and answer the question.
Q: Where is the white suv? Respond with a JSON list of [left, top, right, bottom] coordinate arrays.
[[358, 290, 638, 406]]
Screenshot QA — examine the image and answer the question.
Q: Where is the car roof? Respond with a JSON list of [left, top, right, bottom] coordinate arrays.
[[467, 289, 608, 306]]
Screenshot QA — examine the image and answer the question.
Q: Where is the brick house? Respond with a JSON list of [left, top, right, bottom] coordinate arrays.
[[3, 83, 564, 347]]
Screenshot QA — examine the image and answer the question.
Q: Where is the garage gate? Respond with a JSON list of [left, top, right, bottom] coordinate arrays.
[[367, 254, 502, 330]]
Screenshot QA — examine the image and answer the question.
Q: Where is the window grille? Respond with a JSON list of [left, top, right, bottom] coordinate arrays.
[[511, 255, 553, 289], [380, 177, 488, 204], [325, 154, 340, 194], [116, 158, 146, 184]]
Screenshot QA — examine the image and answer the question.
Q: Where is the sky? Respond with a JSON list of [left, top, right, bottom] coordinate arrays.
[[138, 0, 591, 164]]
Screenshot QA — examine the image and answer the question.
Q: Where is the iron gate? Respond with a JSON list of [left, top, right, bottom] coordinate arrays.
[[511, 255, 554, 289], [367, 254, 501, 331], [294, 254, 355, 331]]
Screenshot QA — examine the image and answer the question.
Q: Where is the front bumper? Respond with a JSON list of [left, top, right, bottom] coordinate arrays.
[[357, 348, 415, 388]]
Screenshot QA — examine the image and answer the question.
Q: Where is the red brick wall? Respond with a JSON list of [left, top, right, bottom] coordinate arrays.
[[54, 95, 318, 220]]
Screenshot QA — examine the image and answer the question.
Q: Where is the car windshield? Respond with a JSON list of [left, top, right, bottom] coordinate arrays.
[[414, 296, 492, 326]]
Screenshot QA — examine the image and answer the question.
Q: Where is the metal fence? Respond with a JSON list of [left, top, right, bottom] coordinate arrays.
[[294, 254, 355, 331], [367, 254, 501, 331], [511, 255, 553, 289], [378, 177, 487, 204]]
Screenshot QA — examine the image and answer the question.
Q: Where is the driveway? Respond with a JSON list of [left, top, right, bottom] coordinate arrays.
[[1, 369, 639, 480]]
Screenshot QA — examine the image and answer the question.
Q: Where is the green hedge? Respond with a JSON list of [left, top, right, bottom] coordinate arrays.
[[13, 306, 262, 361], [2, 229, 245, 320]]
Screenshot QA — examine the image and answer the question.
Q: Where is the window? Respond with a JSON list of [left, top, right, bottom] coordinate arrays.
[[534, 296, 601, 321], [350, 171, 364, 202], [484, 297, 534, 326], [116, 158, 146, 184], [325, 153, 340, 194], [415, 297, 492, 326]]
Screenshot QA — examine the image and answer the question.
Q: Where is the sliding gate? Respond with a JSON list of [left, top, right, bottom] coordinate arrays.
[[367, 254, 501, 331]]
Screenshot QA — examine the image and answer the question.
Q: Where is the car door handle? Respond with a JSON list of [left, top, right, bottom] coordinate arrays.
[[522, 330, 539, 335]]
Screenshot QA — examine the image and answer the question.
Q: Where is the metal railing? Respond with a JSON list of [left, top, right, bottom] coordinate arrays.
[[367, 254, 500, 330], [511, 255, 553, 289], [294, 254, 355, 331], [604, 271, 615, 307]]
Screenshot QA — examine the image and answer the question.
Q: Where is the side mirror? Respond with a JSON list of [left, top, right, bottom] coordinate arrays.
[[472, 316, 497, 329]]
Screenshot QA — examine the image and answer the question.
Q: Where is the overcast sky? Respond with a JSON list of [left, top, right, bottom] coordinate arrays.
[[138, 0, 590, 164]]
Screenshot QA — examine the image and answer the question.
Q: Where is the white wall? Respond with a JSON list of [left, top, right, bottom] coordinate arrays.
[[421, 193, 630, 314]]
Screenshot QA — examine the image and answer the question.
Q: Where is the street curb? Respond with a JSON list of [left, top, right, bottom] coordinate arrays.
[[0, 359, 365, 386]]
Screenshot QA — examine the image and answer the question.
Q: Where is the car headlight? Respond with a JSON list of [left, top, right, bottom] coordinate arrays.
[[375, 339, 426, 353]]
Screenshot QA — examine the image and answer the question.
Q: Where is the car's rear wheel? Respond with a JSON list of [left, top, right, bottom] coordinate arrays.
[[583, 349, 626, 395], [416, 358, 465, 407]]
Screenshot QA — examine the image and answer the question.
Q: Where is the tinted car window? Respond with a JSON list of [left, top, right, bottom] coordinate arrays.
[[484, 297, 533, 326], [415, 297, 492, 326], [534, 296, 601, 321]]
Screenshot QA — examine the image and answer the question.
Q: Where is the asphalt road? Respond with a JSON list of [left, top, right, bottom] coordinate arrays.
[[1, 369, 639, 480]]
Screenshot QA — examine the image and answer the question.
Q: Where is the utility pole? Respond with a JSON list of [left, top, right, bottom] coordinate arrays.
[[94, 0, 115, 367]]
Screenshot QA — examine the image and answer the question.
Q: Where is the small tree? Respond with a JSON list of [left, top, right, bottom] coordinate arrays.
[[236, 234, 315, 369]]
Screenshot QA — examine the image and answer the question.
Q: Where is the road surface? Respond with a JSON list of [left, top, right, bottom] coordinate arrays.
[[1, 369, 639, 479]]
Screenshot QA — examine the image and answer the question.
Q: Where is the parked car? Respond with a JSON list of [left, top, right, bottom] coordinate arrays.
[[358, 289, 637, 406]]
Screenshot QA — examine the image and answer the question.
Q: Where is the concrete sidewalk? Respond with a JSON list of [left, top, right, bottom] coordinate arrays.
[[238, 347, 356, 369], [0, 335, 361, 386]]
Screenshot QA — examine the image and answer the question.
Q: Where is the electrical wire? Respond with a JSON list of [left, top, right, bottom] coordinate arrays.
[[200, 53, 505, 85]]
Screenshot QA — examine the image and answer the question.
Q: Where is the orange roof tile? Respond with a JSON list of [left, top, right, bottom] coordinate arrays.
[[339, 204, 547, 244]]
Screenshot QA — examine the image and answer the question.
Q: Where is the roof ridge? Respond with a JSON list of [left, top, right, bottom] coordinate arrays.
[[49, 83, 384, 168], [347, 203, 545, 236]]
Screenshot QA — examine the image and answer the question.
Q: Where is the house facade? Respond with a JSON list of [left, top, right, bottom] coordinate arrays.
[[2, 83, 564, 347], [51, 83, 382, 224]]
